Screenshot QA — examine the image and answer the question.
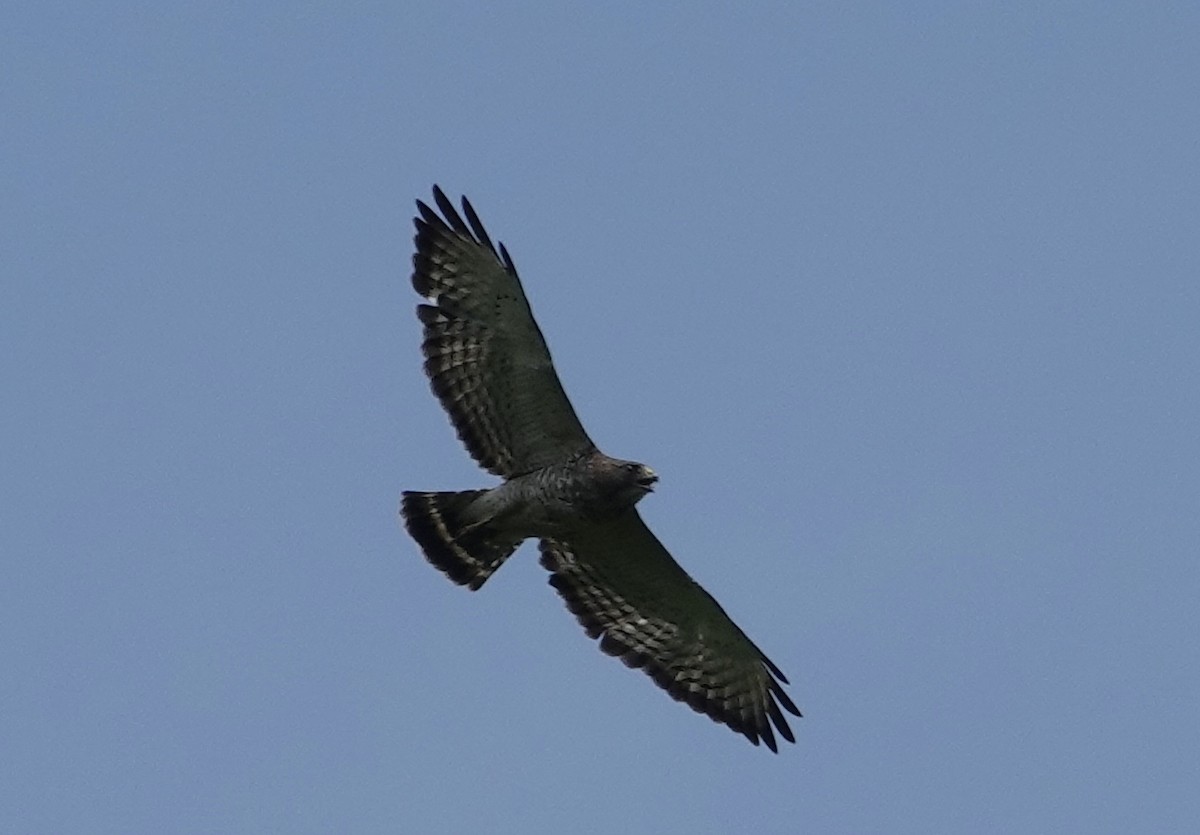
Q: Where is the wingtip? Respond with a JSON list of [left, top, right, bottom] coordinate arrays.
[[460, 194, 498, 255], [769, 676, 803, 718], [760, 722, 779, 753], [499, 241, 517, 274], [418, 184, 448, 220]]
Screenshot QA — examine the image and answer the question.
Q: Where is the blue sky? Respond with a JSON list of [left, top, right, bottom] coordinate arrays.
[[3, 3, 1198, 833]]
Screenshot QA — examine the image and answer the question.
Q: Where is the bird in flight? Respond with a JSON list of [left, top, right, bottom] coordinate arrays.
[[401, 186, 800, 751]]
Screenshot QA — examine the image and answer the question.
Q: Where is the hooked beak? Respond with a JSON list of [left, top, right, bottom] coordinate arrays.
[[636, 466, 659, 491]]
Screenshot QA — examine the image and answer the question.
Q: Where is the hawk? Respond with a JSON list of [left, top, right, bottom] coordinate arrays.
[[401, 186, 801, 751]]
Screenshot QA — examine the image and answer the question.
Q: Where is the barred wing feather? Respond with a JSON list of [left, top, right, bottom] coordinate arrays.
[[539, 511, 801, 752], [412, 186, 596, 477]]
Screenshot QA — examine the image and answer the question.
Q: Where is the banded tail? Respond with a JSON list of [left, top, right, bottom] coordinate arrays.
[[401, 490, 520, 590]]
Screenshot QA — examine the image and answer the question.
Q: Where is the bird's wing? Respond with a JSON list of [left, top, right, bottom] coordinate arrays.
[[412, 186, 596, 477], [539, 510, 801, 752]]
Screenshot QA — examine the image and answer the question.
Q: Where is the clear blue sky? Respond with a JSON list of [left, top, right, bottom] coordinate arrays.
[[3, 3, 1197, 833]]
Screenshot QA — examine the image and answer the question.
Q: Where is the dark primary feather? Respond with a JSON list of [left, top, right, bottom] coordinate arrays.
[[411, 186, 596, 477], [539, 511, 801, 752]]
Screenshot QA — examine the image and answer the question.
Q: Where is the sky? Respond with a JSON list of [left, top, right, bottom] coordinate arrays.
[[3, 3, 1198, 833]]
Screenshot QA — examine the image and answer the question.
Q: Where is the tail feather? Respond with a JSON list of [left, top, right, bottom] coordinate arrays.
[[401, 490, 519, 590]]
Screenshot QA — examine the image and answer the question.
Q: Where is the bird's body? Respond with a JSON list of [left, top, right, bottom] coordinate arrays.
[[408, 451, 655, 562], [401, 187, 801, 751]]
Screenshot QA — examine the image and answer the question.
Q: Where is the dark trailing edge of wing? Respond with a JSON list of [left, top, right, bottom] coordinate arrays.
[[542, 547, 802, 753], [602, 627, 801, 754]]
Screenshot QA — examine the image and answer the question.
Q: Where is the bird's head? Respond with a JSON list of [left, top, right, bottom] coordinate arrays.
[[617, 459, 658, 502], [589, 454, 659, 510]]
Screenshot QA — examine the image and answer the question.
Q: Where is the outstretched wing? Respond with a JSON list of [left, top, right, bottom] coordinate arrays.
[[412, 186, 596, 477], [539, 511, 801, 752]]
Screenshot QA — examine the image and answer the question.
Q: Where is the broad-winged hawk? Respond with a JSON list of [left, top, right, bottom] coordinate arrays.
[[401, 186, 801, 751]]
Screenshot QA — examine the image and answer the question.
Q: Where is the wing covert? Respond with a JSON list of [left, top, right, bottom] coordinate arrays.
[[538, 511, 801, 752], [412, 186, 596, 477]]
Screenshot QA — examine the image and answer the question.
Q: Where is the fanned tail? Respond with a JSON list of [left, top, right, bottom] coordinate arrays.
[[401, 490, 519, 590]]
